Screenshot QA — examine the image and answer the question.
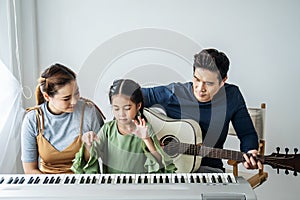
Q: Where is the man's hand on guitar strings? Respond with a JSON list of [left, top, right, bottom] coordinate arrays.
[[243, 149, 263, 170]]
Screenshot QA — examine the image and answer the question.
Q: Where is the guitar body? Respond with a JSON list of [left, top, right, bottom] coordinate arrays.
[[144, 107, 202, 173]]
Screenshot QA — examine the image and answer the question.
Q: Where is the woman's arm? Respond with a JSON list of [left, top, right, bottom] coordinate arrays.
[[21, 111, 41, 174], [22, 161, 43, 174]]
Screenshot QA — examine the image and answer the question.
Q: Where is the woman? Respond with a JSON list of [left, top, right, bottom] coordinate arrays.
[[21, 63, 105, 174]]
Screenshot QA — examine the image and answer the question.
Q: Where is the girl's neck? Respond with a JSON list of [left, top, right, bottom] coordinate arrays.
[[117, 123, 132, 135]]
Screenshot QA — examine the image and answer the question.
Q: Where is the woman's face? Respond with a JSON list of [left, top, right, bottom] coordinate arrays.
[[111, 94, 141, 126], [44, 80, 80, 114]]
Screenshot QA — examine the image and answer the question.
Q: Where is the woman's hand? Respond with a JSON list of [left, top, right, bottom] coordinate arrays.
[[130, 116, 149, 139]]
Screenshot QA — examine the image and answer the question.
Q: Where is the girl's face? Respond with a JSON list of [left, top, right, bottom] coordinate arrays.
[[111, 94, 141, 126], [43, 80, 80, 114]]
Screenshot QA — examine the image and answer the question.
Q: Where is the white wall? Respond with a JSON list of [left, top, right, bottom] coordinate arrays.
[[0, 0, 10, 68], [12, 0, 300, 199]]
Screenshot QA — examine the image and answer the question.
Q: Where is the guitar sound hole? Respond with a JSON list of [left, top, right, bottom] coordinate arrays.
[[161, 135, 179, 158]]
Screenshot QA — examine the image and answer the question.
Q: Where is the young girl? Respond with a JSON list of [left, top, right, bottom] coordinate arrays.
[[72, 79, 176, 174], [21, 63, 105, 174]]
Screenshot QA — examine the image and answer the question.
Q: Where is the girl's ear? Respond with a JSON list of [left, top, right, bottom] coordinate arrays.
[[136, 102, 142, 111], [42, 92, 50, 101]]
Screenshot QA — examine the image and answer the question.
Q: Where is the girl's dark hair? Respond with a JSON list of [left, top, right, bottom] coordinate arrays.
[[193, 48, 230, 83], [35, 63, 76, 105], [109, 79, 146, 120]]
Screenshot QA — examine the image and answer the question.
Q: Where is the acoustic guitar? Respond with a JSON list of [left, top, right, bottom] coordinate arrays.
[[144, 108, 300, 175]]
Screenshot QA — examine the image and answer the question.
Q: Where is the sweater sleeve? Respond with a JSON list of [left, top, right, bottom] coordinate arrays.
[[142, 86, 173, 108], [71, 143, 100, 174], [230, 89, 259, 152]]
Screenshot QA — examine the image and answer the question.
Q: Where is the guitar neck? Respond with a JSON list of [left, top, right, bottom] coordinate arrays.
[[179, 143, 245, 162], [165, 142, 300, 174]]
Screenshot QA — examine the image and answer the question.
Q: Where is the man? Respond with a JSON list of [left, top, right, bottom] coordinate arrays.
[[142, 48, 262, 172]]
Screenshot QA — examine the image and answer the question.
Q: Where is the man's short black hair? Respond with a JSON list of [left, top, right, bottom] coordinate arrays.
[[193, 48, 230, 82]]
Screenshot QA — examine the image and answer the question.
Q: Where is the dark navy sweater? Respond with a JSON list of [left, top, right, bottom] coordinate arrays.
[[142, 82, 258, 171]]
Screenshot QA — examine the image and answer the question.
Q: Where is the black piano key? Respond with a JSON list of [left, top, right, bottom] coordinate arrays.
[[227, 175, 233, 183], [55, 177, 61, 184], [19, 177, 25, 184], [211, 175, 216, 183], [92, 176, 97, 184], [153, 176, 157, 183], [190, 175, 195, 183], [122, 176, 126, 184], [0, 177, 4, 184], [202, 176, 207, 183], [80, 176, 85, 184], [12, 177, 19, 184], [180, 175, 185, 183], [165, 176, 169, 183], [49, 177, 55, 184], [196, 175, 200, 183], [100, 176, 106, 184], [144, 176, 148, 183], [34, 177, 40, 184], [64, 176, 70, 184], [28, 177, 34, 184], [217, 175, 223, 183], [107, 176, 112, 184], [174, 175, 179, 183], [137, 176, 142, 183], [71, 176, 76, 184], [43, 177, 49, 184], [7, 177, 13, 184], [116, 176, 121, 184], [159, 176, 163, 183], [128, 176, 133, 183], [86, 176, 91, 184]]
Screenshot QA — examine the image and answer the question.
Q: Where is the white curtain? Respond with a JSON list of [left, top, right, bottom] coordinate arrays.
[[0, 59, 24, 173]]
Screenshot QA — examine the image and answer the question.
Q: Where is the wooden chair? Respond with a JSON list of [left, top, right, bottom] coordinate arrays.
[[227, 103, 268, 189]]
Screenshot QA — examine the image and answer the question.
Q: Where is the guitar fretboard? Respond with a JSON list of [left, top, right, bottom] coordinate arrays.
[[166, 142, 245, 162], [198, 145, 245, 162]]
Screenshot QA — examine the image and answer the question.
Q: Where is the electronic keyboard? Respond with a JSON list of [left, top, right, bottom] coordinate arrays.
[[0, 173, 256, 200]]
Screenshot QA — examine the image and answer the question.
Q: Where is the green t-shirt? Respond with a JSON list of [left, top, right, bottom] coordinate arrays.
[[71, 120, 176, 174]]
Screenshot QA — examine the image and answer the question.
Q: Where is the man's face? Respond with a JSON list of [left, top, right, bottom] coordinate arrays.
[[192, 68, 226, 102]]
